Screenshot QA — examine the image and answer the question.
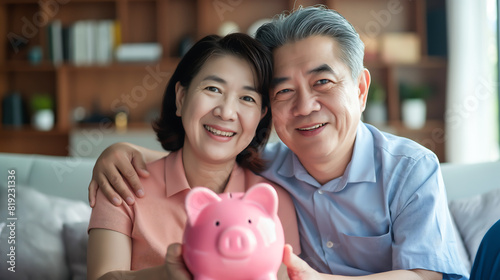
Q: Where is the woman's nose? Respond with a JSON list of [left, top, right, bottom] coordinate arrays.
[[213, 98, 237, 121]]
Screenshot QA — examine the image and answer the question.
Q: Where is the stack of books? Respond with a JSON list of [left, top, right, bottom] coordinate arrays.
[[46, 20, 163, 66]]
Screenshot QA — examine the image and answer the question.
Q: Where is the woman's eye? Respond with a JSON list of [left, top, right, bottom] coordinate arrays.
[[241, 96, 256, 102], [205, 86, 220, 93]]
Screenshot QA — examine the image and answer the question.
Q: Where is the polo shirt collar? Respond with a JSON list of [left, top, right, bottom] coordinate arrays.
[[223, 162, 246, 193], [164, 148, 247, 197], [164, 149, 191, 197], [275, 122, 377, 190]]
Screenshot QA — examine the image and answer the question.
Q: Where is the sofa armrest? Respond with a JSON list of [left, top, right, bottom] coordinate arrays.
[[441, 160, 500, 201]]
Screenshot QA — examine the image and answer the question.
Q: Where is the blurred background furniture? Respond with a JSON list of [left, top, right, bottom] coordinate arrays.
[[0, 0, 449, 161]]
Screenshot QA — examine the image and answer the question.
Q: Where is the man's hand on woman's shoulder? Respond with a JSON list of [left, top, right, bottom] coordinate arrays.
[[88, 142, 150, 207]]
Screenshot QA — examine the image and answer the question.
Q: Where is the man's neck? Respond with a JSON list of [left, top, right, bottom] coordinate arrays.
[[297, 144, 354, 185]]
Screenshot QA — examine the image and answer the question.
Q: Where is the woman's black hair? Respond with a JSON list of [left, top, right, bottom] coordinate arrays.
[[152, 33, 273, 173]]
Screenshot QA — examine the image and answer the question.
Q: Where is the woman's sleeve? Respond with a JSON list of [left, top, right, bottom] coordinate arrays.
[[88, 187, 134, 237]]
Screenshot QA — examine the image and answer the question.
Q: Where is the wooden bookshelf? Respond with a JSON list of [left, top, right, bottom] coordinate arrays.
[[0, 0, 448, 160]]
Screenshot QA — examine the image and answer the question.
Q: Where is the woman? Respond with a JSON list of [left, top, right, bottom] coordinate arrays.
[[87, 33, 300, 280]]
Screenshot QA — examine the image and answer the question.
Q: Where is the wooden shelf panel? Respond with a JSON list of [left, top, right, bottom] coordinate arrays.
[[0, 127, 69, 156], [197, 0, 288, 38], [334, 0, 420, 34], [2, 61, 56, 72], [369, 120, 446, 161]]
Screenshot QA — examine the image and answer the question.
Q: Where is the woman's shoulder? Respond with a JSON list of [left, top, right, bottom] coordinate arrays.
[[144, 151, 178, 180]]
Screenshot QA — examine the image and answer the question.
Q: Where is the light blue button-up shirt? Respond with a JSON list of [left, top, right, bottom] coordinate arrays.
[[261, 122, 469, 279]]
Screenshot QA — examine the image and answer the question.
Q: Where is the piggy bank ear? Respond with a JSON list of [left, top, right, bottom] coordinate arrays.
[[185, 187, 221, 225], [243, 183, 278, 217]]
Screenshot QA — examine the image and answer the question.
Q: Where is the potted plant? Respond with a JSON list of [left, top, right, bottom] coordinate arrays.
[[399, 83, 432, 129], [364, 81, 387, 125], [30, 93, 54, 131]]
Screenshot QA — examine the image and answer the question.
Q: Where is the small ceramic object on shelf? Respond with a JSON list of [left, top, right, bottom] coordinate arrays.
[[28, 46, 43, 65], [32, 109, 54, 131], [218, 21, 240, 36]]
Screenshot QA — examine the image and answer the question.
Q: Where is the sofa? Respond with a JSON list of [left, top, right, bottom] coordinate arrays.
[[0, 152, 499, 279]]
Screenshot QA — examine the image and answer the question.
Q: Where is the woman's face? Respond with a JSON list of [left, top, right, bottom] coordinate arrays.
[[176, 54, 266, 164]]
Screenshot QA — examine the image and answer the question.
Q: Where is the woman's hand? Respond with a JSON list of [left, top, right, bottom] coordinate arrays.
[[88, 142, 150, 207]]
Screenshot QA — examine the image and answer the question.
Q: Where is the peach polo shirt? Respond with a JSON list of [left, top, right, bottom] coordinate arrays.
[[88, 149, 300, 270]]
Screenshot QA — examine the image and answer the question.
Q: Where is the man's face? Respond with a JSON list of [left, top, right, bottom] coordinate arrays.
[[270, 35, 370, 170]]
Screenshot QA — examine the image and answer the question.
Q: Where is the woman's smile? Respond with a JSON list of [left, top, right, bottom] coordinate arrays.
[[204, 124, 237, 138]]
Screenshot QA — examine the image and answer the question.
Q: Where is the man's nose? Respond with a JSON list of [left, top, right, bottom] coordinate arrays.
[[293, 87, 321, 116]]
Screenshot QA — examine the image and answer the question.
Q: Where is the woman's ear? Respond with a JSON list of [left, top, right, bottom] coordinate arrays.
[[175, 81, 185, 117], [260, 106, 268, 120]]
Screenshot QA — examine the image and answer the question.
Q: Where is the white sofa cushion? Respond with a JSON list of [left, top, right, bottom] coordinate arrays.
[[448, 187, 500, 265], [0, 185, 90, 280], [63, 221, 88, 280]]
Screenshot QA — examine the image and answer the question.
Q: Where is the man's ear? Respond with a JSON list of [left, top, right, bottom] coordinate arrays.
[[175, 81, 185, 117], [357, 68, 371, 112]]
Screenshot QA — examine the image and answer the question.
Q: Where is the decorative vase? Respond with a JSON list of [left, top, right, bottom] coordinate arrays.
[[32, 109, 54, 131], [402, 99, 426, 129]]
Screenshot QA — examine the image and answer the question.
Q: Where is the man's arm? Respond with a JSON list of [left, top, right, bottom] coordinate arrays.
[[282, 245, 441, 280], [88, 142, 168, 207]]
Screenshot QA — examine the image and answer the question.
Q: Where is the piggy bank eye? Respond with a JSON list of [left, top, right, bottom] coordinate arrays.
[[248, 219, 252, 224], [215, 221, 220, 226]]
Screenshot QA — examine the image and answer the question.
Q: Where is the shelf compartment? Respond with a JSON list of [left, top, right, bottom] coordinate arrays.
[[0, 126, 69, 156]]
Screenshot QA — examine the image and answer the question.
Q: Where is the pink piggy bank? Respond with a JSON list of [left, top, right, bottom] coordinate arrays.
[[183, 183, 285, 280]]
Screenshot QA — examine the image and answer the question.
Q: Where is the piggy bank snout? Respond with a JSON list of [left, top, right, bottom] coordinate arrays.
[[218, 226, 257, 259]]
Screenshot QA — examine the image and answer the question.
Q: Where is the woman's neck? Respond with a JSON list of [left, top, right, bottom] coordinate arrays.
[[181, 147, 236, 194]]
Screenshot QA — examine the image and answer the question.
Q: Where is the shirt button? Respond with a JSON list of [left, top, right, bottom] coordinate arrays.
[[318, 190, 324, 194], [326, 241, 334, 248]]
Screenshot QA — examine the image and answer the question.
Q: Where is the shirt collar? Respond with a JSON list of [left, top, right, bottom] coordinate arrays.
[[275, 122, 377, 189], [223, 162, 247, 193], [343, 122, 377, 184], [164, 149, 191, 197], [164, 148, 247, 197], [276, 147, 296, 177]]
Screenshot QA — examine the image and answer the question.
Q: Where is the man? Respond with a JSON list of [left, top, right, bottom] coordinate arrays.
[[89, 6, 468, 279]]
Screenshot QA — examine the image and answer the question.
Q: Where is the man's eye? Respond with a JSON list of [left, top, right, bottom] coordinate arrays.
[[205, 86, 220, 93], [241, 96, 256, 102], [276, 88, 291, 94], [315, 79, 330, 85]]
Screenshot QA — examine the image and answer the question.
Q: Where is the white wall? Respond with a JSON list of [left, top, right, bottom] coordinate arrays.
[[445, 0, 499, 163]]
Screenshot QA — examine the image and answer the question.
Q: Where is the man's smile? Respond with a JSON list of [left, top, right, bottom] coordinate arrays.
[[296, 123, 327, 131]]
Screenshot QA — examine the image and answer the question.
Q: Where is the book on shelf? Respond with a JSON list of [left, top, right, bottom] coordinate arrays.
[[115, 43, 163, 62], [47, 20, 117, 66], [47, 19, 162, 66], [47, 20, 63, 66]]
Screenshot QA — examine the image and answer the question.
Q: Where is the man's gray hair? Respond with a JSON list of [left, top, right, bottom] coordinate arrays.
[[255, 5, 365, 81]]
